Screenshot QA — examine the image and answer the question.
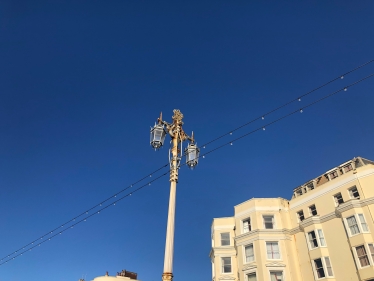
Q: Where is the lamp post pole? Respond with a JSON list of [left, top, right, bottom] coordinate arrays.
[[149, 109, 200, 281], [162, 134, 178, 281]]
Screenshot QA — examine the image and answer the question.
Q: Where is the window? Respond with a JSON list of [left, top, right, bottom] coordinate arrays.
[[330, 170, 338, 179], [221, 257, 231, 273], [346, 214, 369, 235], [358, 214, 369, 232], [309, 204, 318, 216], [369, 244, 374, 262], [297, 210, 305, 222], [245, 244, 254, 263], [264, 215, 275, 229], [314, 258, 325, 278], [247, 273, 257, 281], [343, 163, 353, 173], [243, 218, 251, 233], [313, 257, 334, 278], [266, 242, 280, 259], [334, 193, 344, 206], [347, 216, 360, 235], [356, 245, 370, 267], [270, 271, 283, 281], [306, 182, 314, 190], [221, 233, 230, 246], [349, 186, 360, 199], [308, 231, 318, 248], [307, 230, 326, 249], [324, 257, 333, 276], [317, 229, 326, 246]]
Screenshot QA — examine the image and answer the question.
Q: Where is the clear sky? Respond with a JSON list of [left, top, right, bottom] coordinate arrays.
[[1, 1, 374, 280]]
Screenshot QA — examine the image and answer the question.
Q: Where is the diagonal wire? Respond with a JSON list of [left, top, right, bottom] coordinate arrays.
[[1, 65, 373, 265], [0, 171, 170, 266], [200, 60, 373, 148]]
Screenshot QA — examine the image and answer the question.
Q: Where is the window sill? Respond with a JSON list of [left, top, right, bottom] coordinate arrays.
[[357, 265, 372, 270], [348, 232, 370, 238], [309, 246, 328, 251]]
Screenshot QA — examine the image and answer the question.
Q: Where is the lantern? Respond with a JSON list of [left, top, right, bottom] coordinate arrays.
[[185, 142, 200, 169], [150, 124, 167, 149]]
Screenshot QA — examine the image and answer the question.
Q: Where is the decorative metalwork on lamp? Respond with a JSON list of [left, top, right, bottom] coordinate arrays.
[[149, 110, 199, 281]]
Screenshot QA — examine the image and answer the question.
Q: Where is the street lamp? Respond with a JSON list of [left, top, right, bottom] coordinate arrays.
[[150, 109, 199, 281]]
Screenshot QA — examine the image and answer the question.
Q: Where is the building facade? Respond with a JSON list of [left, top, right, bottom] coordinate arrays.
[[210, 157, 374, 281]]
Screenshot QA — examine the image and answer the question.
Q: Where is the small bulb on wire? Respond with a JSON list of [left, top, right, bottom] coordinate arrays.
[[300, 109, 303, 113], [262, 116, 264, 120], [298, 98, 301, 101], [150, 174, 152, 177], [341, 76, 344, 79], [230, 142, 233, 146], [203, 146, 206, 149], [230, 132, 232, 135], [203, 155, 205, 158], [344, 88, 347, 91], [263, 127, 266, 130]]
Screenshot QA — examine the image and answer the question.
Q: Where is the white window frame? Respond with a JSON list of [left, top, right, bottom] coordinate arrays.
[[246, 271, 257, 281], [221, 257, 232, 274], [353, 244, 371, 269], [297, 210, 305, 222], [344, 213, 370, 237], [358, 214, 369, 232], [312, 256, 334, 279], [333, 192, 344, 207], [242, 218, 251, 234], [306, 230, 319, 249], [317, 229, 326, 247], [268, 270, 284, 281], [266, 241, 281, 260], [306, 229, 326, 250], [243, 243, 255, 264], [309, 204, 318, 216], [348, 186, 360, 199], [368, 243, 374, 265], [220, 232, 230, 246], [324, 257, 334, 277], [263, 215, 275, 229]]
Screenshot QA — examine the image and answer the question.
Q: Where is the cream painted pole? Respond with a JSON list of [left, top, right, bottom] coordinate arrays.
[[162, 134, 179, 281]]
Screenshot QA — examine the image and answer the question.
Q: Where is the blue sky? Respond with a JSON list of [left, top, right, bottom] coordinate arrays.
[[1, 1, 374, 280]]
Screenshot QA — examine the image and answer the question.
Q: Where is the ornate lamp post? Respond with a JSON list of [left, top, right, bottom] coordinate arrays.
[[150, 109, 200, 281]]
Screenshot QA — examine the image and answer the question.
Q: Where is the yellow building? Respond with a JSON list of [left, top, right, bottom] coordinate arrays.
[[210, 157, 374, 281]]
